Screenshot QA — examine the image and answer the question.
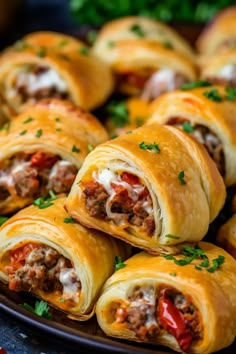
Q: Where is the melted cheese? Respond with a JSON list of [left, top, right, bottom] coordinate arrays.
[[219, 64, 236, 80], [49, 160, 73, 178], [59, 268, 79, 302]]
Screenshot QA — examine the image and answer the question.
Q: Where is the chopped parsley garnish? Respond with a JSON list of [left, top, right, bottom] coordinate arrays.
[[33, 190, 56, 209], [165, 234, 180, 239], [129, 24, 145, 37], [19, 130, 27, 136], [163, 40, 173, 49], [88, 144, 93, 152], [87, 30, 98, 45], [22, 300, 52, 319], [0, 122, 10, 131], [181, 80, 212, 90], [55, 117, 60, 122], [72, 145, 80, 153], [225, 86, 236, 101], [111, 134, 118, 139], [58, 39, 68, 48], [23, 117, 33, 124], [79, 46, 89, 56], [59, 298, 66, 302], [35, 129, 42, 138], [139, 141, 160, 153], [107, 40, 115, 48], [163, 244, 225, 273], [178, 170, 186, 185], [126, 130, 132, 134], [135, 116, 145, 127], [114, 256, 126, 271], [36, 50, 46, 58], [56, 128, 61, 132], [182, 121, 194, 133], [203, 88, 222, 102], [0, 216, 8, 226], [64, 217, 76, 223], [106, 101, 130, 128], [169, 272, 176, 276]]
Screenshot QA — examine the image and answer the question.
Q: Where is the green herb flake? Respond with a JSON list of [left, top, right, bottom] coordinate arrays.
[[0, 216, 9, 226], [114, 256, 126, 272], [36, 50, 46, 58], [48, 190, 56, 200], [195, 265, 202, 270], [87, 30, 98, 45], [35, 129, 42, 138], [106, 101, 130, 128], [33, 191, 56, 209], [23, 117, 33, 124], [0, 122, 10, 132], [107, 40, 115, 48], [55, 117, 60, 122], [203, 88, 222, 102], [182, 121, 194, 133], [135, 116, 145, 127], [79, 46, 89, 56], [111, 134, 118, 139], [169, 272, 176, 276], [206, 255, 225, 273], [88, 144, 93, 152], [19, 130, 27, 136], [22, 300, 52, 319], [165, 234, 180, 240], [59, 298, 66, 302], [64, 217, 76, 224], [58, 39, 68, 48], [139, 141, 160, 153], [125, 130, 132, 134], [225, 86, 236, 101], [163, 40, 173, 49], [178, 170, 186, 185], [56, 128, 61, 132], [72, 145, 80, 153], [181, 80, 212, 90], [130, 24, 145, 37]]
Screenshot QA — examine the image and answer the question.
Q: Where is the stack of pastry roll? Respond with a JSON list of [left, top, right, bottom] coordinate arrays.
[[0, 31, 114, 118], [0, 98, 108, 214], [196, 7, 236, 86], [0, 197, 131, 320], [148, 84, 236, 186], [65, 123, 225, 255], [92, 17, 197, 100]]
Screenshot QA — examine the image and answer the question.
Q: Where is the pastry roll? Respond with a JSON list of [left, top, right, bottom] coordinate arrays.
[[96, 242, 236, 353], [92, 17, 196, 98], [0, 31, 114, 114], [0, 98, 108, 214], [0, 198, 131, 320], [148, 85, 236, 186], [196, 6, 236, 56], [105, 97, 150, 138], [65, 124, 225, 255], [217, 214, 236, 259]]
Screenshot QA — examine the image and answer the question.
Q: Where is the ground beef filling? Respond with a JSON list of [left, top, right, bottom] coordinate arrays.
[[0, 152, 77, 201], [6, 243, 80, 298], [115, 286, 202, 351], [167, 117, 225, 176], [83, 171, 155, 236]]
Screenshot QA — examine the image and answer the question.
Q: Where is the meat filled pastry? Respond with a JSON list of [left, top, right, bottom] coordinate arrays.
[[0, 98, 108, 214], [148, 84, 236, 186], [65, 124, 225, 255], [104, 97, 150, 138], [217, 214, 236, 259], [0, 31, 114, 114], [92, 17, 196, 98], [0, 198, 131, 320], [96, 242, 236, 353], [196, 6, 236, 56]]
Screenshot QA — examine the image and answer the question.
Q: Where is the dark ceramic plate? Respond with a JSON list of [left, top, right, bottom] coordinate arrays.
[[0, 282, 235, 354]]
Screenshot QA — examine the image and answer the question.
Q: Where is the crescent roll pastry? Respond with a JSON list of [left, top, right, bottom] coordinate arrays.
[[217, 214, 236, 259], [148, 85, 236, 186], [0, 31, 114, 114], [92, 17, 196, 98], [65, 124, 225, 255], [96, 242, 236, 354], [0, 198, 131, 320], [0, 98, 108, 214], [196, 6, 236, 56]]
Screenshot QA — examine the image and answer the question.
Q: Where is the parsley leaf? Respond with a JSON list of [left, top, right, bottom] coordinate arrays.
[[107, 40, 115, 48], [36, 50, 46, 58], [22, 300, 52, 319], [23, 117, 33, 124], [106, 101, 130, 128], [169, 272, 176, 276], [165, 234, 180, 239], [114, 256, 126, 271], [35, 129, 42, 138], [57, 39, 68, 48], [206, 255, 225, 273], [163, 40, 173, 49], [0, 216, 8, 226], [33, 190, 56, 209], [130, 24, 145, 37], [87, 30, 98, 45], [178, 171, 186, 185], [182, 121, 194, 133], [0, 122, 10, 131], [72, 145, 80, 153], [181, 80, 212, 90], [64, 217, 76, 223], [139, 141, 160, 153], [88, 144, 93, 152], [79, 46, 89, 56], [203, 88, 222, 102], [19, 130, 27, 136], [225, 86, 236, 101]]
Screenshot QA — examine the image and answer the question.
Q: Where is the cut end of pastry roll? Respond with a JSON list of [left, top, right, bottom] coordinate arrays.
[[0, 98, 108, 214], [96, 242, 236, 354], [148, 85, 236, 186], [65, 124, 225, 255], [0, 198, 131, 320], [196, 6, 236, 56], [217, 214, 236, 259], [0, 33, 114, 113]]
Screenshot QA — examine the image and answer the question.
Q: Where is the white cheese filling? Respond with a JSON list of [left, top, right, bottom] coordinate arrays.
[[59, 268, 80, 302]]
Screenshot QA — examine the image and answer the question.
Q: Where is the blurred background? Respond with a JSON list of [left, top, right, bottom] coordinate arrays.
[[0, 0, 236, 48]]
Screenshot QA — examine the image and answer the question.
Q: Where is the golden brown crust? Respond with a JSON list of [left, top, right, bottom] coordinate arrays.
[[65, 123, 225, 255], [0, 198, 131, 320], [0, 98, 108, 214], [148, 85, 236, 186], [217, 214, 236, 259], [96, 242, 236, 353], [0, 32, 114, 113]]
